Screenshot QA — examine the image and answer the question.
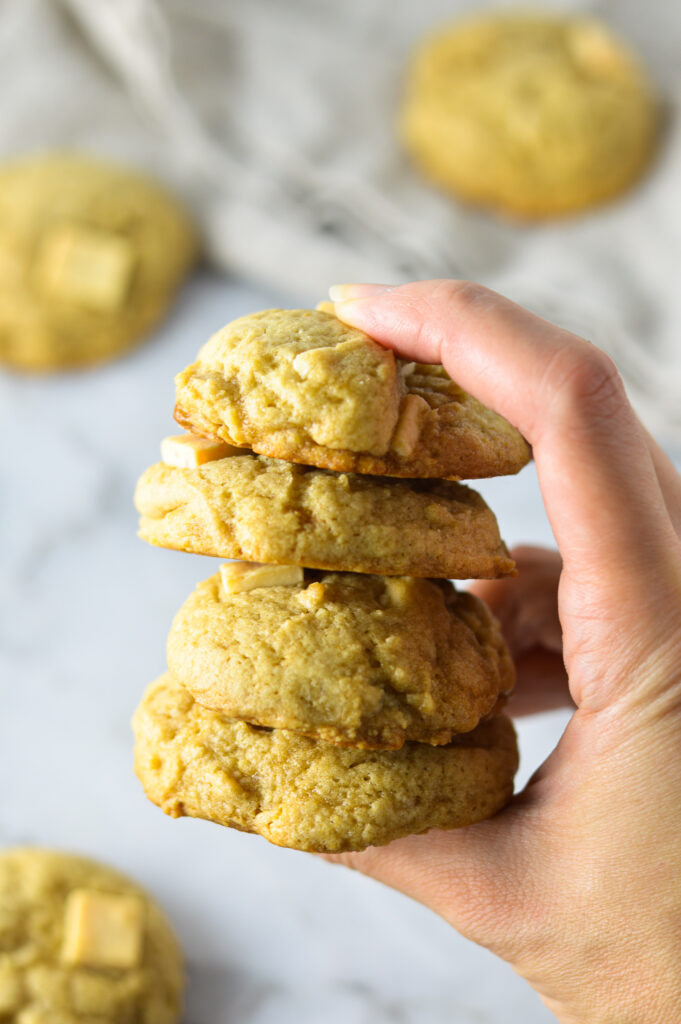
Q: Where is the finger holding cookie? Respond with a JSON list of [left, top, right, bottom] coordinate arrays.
[[330, 280, 681, 1024]]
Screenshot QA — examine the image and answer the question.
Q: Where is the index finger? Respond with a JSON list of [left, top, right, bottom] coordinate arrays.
[[331, 280, 679, 604]]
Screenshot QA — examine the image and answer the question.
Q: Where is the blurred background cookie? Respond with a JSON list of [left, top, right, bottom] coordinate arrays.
[[0, 847, 184, 1023], [401, 12, 659, 218], [0, 154, 198, 372]]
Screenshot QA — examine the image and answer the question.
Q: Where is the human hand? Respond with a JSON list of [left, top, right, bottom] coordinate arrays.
[[326, 280, 681, 1024]]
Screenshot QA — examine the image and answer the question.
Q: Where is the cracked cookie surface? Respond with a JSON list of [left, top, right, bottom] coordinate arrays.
[[135, 452, 515, 578], [167, 570, 514, 748], [174, 309, 530, 479], [133, 674, 518, 853]]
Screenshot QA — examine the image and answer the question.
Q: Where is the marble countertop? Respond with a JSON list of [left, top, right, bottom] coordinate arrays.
[[0, 271, 633, 1024]]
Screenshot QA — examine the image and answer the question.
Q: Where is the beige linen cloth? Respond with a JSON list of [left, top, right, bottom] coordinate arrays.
[[1, 0, 681, 443]]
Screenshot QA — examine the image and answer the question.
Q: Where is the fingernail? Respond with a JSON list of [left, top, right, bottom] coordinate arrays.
[[329, 283, 395, 302]]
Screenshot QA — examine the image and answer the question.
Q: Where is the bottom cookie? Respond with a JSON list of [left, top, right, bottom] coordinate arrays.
[[133, 674, 519, 853], [0, 847, 184, 1023]]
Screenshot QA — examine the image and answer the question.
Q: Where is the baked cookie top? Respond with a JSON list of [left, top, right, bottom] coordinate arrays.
[[0, 847, 183, 1023], [401, 13, 658, 218], [174, 308, 530, 479], [0, 154, 198, 372], [133, 674, 519, 853], [135, 449, 515, 578], [167, 569, 514, 748]]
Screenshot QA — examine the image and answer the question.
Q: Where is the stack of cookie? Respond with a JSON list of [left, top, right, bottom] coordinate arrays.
[[133, 307, 530, 853]]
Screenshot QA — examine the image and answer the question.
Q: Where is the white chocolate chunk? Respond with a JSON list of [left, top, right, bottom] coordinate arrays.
[[384, 577, 413, 609], [398, 361, 416, 377], [35, 225, 134, 311], [220, 561, 303, 594], [221, 403, 249, 446], [568, 20, 628, 75], [61, 890, 143, 969], [16, 1010, 48, 1024], [297, 580, 326, 610], [390, 394, 430, 456], [161, 433, 243, 468], [315, 300, 336, 315], [292, 338, 371, 381]]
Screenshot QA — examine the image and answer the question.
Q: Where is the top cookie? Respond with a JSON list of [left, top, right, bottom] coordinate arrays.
[[401, 13, 658, 218], [0, 154, 198, 372], [0, 847, 183, 1023], [174, 308, 530, 479]]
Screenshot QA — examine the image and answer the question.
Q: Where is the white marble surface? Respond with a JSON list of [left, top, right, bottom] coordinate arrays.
[[1, 271, 610, 1024]]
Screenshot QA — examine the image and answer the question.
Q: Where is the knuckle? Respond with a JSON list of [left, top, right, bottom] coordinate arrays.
[[430, 279, 492, 316], [545, 343, 626, 420], [417, 280, 496, 361]]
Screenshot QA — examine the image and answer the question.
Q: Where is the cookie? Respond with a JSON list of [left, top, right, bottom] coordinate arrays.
[[401, 13, 659, 218], [174, 308, 530, 479], [167, 569, 514, 748], [0, 154, 198, 371], [0, 847, 183, 1023], [135, 450, 515, 578], [133, 674, 518, 853]]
